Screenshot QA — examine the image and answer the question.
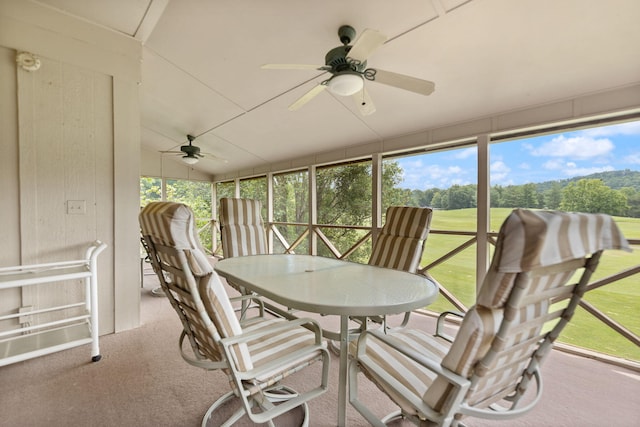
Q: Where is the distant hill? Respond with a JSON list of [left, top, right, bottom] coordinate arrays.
[[403, 169, 640, 216], [535, 169, 640, 192]]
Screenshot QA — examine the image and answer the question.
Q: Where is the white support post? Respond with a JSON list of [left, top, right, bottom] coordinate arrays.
[[309, 165, 317, 255], [476, 135, 491, 291], [266, 172, 274, 254], [211, 182, 218, 255], [371, 153, 383, 244]]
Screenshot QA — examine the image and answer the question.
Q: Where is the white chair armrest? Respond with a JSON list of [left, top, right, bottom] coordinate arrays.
[[222, 317, 324, 347], [178, 329, 227, 370], [435, 310, 464, 342], [221, 318, 328, 381]]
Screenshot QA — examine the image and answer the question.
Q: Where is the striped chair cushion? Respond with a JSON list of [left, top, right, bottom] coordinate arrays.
[[219, 198, 268, 257], [423, 300, 549, 411], [368, 206, 432, 273], [141, 202, 253, 371], [139, 202, 212, 276], [499, 209, 630, 272], [199, 272, 253, 372], [356, 328, 450, 417], [140, 202, 226, 364], [172, 272, 225, 363], [478, 209, 630, 308], [242, 317, 324, 384]]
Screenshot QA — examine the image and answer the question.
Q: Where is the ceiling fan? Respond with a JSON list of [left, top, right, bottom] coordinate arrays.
[[161, 134, 227, 165], [262, 25, 435, 116]]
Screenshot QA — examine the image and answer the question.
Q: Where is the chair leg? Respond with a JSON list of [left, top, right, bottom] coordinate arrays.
[[328, 339, 341, 356], [381, 409, 406, 424], [259, 385, 310, 427], [349, 359, 388, 427], [201, 391, 240, 427], [201, 386, 310, 427], [150, 286, 165, 297]]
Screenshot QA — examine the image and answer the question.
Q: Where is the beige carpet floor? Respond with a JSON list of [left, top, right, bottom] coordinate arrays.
[[1, 273, 638, 426]]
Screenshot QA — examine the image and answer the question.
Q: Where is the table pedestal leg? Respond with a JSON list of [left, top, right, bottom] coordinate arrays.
[[338, 315, 348, 426]]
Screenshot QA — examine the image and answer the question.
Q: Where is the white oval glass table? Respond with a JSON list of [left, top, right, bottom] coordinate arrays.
[[214, 254, 439, 426]]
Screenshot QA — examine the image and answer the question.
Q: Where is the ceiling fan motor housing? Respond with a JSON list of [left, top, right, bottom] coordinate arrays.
[[181, 134, 201, 156], [181, 144, 200, 156], [325, 46, 367, 72]]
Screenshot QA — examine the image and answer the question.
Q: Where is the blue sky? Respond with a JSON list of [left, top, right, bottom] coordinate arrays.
[[394, 120, 640, 190]]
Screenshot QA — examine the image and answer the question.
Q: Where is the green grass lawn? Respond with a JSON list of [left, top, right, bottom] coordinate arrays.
[[423, 208, 640, 361]]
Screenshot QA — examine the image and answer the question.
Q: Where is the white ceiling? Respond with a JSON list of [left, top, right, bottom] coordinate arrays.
[[36, 0, 640, 177]]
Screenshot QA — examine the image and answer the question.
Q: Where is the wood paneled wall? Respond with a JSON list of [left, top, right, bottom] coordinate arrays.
[[0, 2, 142, 334], [16, 55, 115, 329]]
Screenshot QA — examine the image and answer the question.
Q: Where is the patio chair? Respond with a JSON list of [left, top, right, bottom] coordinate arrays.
[[368, 205, 432, 274], [364, 205, 433, 327], [140, 235, 165, 296], [219, 197, 268, 259], [349, 208, 630, 427], [139, 202, 330, 426], [327, 206, 433, 355], [218, 197, 271, 316]]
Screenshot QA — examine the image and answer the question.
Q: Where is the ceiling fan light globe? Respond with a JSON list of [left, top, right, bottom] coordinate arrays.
[[328, 73, 363, 96], [182, 156, 199, 165]]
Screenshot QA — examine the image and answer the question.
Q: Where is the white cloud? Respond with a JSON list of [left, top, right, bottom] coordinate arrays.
[[542, 160, 614, 177], [529, 135, 614, 159], [491, 161, 510, 172], [624, 153, 640, 164], [562, 165, 615, 177], [427, 165, 454, 179], [399, 164, 466, 189], [430, 165, 463, 185], [580, 121, 640, 137], [490, 160, 511, 183], [453, 147, 477, 159], [518, 162, 531, 170], [542, 159, 565, 170], [401, 158, 423, 168]]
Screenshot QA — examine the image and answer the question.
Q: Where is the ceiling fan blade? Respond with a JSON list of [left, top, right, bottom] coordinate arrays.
[[352, 87, 376, 116], [200, 152, 228, 163], [347, 29, 387, 63], [373, 69, 435, 96], [160, 149, 226, 163], [262, 64, 325, 70], [288, 84, 327, 111]]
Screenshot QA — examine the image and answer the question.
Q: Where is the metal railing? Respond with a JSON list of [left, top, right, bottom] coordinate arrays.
[[257, 221, 640, 368]]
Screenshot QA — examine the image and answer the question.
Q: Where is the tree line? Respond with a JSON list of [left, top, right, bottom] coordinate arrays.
[[406, 173, 640, 217], [141, 166, 640, 260]]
